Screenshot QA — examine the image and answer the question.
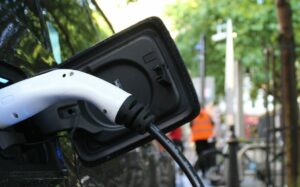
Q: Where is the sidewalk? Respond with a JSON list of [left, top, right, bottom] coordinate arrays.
[[176, 140, 222, 187], [175, 170, 221, 187], [177, 133, 264, 187]]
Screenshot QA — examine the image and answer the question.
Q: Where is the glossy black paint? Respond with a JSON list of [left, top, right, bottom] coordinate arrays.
[[0, 0, 113, 77], [0, 0, 175, 186]]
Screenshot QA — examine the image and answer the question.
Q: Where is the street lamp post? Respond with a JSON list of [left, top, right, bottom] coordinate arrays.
[[195, 35, 206, 107], [212, 19, 241, 187], [211, 19, 244, 137]]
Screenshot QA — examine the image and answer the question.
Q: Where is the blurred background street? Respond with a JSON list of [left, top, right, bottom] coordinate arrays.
[[0, 0, 299, 186]]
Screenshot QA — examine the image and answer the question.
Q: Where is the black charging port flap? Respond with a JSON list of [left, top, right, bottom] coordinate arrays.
[[34, 17, 200, 164]]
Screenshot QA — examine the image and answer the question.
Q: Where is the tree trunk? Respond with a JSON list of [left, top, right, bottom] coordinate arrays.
[[275, 0, 299, 187]]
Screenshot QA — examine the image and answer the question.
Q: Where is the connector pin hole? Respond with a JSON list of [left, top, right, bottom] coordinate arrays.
[[68, 108, 76, 115], [62, 74, 66, 78], [70, 72, 74, 76], [12, 113, 19, 118]]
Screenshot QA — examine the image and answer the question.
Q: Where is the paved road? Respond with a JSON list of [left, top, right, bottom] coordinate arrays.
[[175, 171, 217, 187], [176, 170, 264, 187], [177, 134, 264, 187]]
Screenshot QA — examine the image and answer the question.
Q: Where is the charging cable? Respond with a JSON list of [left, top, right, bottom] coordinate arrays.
[[116, 95, 205, 187], [0, 69, 204, 187]]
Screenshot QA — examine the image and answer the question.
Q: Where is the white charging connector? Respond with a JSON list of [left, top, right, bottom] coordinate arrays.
[[0, 69, 131, 128], [0, 69, 204, 187]]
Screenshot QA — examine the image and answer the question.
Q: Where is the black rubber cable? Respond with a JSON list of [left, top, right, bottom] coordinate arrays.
[[116, 96, 205, 186], [147, 124, 205, 187]]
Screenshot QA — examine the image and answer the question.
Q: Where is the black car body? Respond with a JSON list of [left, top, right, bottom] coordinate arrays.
[[0, 1, 175, 186]]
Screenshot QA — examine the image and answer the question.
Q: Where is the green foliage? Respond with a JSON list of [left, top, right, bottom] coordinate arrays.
[[165, 0, 300, 97], [127, 0, 138, 3], [0, 0, 114, 76], [43, 0, 113, 62]]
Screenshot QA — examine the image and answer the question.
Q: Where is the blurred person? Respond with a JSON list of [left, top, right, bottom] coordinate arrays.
[[191, 109, 215, 176], [169, 127, 184, 152]]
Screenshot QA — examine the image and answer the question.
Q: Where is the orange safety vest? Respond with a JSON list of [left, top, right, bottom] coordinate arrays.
[[191, 110, 214, 141]]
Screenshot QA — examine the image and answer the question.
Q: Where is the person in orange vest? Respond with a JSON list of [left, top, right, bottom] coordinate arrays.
[[191, 109, 215, 176]]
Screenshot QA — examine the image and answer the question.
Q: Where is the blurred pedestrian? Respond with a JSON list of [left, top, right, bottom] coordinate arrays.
[[169, 127, 184, 152], [191, 109, 215, 176]]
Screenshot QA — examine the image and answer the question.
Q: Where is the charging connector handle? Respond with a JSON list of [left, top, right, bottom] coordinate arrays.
[[0, 69, 131, 128], [0, 68, 204, 187]]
